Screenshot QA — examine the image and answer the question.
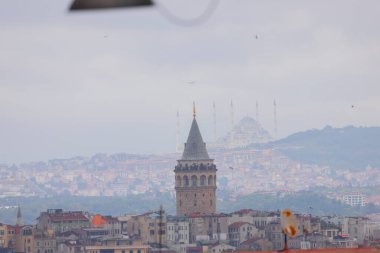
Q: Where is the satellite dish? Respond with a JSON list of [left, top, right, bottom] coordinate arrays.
[[280, 209, 297, 237]]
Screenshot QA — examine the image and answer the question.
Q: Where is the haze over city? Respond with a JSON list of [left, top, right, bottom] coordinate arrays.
[[1, 0, 380, 163]]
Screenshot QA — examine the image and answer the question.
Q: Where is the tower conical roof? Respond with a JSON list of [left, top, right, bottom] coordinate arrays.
[[181, 118, 210, 160]]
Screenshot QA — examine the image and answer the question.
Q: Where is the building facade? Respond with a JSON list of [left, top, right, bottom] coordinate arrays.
[[37, 209, 89, 235], [228, 222, 258, 248], [166, 216, 189, 246], [126, 211, 167, 246], [338, 193, 366, 207], [175, 108, 217, 216], [188, 213, 228, 244]]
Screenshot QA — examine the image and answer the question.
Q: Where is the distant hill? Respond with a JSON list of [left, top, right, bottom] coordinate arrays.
[[1, 192, 379, 224], [270, 125, 380, 170]]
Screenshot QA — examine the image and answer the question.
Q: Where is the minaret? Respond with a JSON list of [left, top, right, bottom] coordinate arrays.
[[230, 100, 234, 147], [16, 205, 23, 226], [274, 99, 278, 140], [213, 101, 217, 142], [176, 110, 181, 153], [256, 100, 259, 123], [174, 103, 217, 216]]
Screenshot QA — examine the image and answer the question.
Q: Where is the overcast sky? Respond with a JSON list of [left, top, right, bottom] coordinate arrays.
[[1, 0, 380, 164]]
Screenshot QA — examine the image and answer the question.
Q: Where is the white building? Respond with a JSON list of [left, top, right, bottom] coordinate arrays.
[[166, 217, 189, 246], [338, 193, 366, 207]]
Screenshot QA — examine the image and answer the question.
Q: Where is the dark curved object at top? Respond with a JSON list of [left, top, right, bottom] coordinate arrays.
[[70, 0, 154, 11]]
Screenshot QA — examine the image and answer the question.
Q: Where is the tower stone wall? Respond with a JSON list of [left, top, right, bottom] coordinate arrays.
[[175, 111, 217, 216]]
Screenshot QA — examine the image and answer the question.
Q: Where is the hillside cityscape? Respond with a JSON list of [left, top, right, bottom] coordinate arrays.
[[2, 1, 380, 253], [1, 113, 380, 253]]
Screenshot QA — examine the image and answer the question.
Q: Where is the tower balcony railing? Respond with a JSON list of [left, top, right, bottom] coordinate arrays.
[[175, 163, 216, 171]]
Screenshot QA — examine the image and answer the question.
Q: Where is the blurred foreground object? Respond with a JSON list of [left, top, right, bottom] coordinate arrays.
[[281, 209, 297, 237], [70, 0, 154, 10], [280, 209, 297, 251]]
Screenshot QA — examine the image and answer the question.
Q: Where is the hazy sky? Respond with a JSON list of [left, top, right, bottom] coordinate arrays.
[[1, 0, 380, 163]]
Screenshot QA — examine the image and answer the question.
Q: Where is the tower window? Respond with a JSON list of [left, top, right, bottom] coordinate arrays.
[[191, 175, 197, 186], [208, 175, 213, 186], [184, 176, 189, 186], [200, 175, 206, 186]]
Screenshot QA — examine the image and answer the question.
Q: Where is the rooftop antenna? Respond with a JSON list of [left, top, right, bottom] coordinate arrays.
[[176, 110, 181, 153], [230, 100, 234, 147], [213, 101, 217, 142], [256, 100, 259, 123], [274, 99, 278, 140]]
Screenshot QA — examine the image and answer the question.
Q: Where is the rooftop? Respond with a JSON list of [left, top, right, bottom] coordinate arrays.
[[229, 221, 252, 229], [45, 211, 89, 222], [181, 118, 210, 161]]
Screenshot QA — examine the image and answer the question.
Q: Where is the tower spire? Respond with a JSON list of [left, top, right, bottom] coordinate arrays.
[[176, 110, 181, 153], [16, 205, 23, 226], [274, 99, 278, 140], [256, 100, 259, 123], [213, 101, 217, 142], [230, 100, 234, 147], [193, 101, 196, 118]]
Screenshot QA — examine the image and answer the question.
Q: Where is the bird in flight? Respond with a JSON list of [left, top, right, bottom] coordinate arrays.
[[186, 81, 196, 85], [254, 35, 258, 39]]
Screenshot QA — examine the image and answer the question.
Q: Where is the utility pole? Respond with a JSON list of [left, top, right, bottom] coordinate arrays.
[[158, 205, 164, 253]]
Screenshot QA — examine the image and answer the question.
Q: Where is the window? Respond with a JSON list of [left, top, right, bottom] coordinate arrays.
[[191, 175, 197, 186], [200, 175, 206, 186], [183, 176, 189, 186], [208, 176, 213, 185]]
